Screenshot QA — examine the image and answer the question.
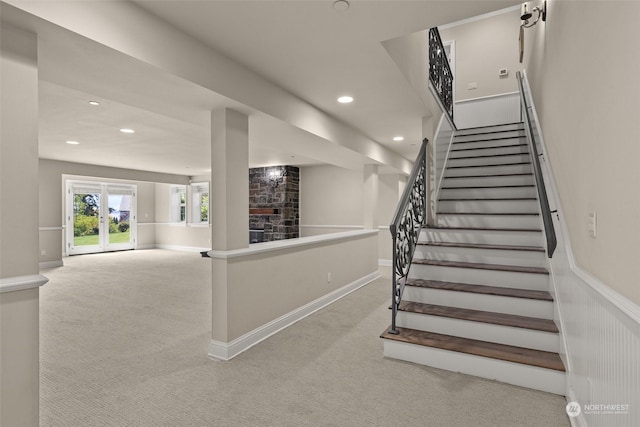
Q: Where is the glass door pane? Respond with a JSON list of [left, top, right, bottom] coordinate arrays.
[[106, 188, 135, 251], [69, 185, 103, 255]]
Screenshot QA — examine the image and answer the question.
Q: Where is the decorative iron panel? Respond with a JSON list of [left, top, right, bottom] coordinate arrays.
[[428, 27, 454, 123]]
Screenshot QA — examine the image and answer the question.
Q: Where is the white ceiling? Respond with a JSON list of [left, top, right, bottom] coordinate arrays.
[[4, 0, 519, 177]]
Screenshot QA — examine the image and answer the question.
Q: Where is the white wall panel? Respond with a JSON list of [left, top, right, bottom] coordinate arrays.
[[524, 72, 640, 427], [454, 92, 521, 129]]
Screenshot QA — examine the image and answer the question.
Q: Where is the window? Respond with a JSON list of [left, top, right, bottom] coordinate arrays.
[[191, 182, 209, 224], [170, 185, 187, 223]]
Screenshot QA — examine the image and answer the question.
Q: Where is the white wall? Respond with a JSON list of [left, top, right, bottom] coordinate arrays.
[[38, 159, 189, 263], [378, 173, 404, 263], [300, 164, 404, 263], [300, 165, 364, 236], [521, 2, 640, 423], [524, 1, 640, 306], [440, 7, 522, 102], [208, 231, 379, 359]]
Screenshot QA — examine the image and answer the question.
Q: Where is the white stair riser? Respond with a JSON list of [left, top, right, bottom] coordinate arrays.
[[436, 214, 540, 229], [440, 186, 537, 199], [454, 130, 525, 142], [408, 264, 549, 291], [446, 163, 532, 177], [422, 228, 544, 247], [447, 153, 531, 168], [383, 340, 565, 395], [443, 175, 534, 187], [403, 286, 554, 319], [396, 311, 559, 353], [449, 145, 529, 158], [455, 124, 524, 136], [414, 245, 547, 268], [438, 199, 539, 214], [451, 137, 525, 150]]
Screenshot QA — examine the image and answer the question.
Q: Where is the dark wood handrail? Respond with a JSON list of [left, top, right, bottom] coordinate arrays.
[[516, 71, 557, 258]]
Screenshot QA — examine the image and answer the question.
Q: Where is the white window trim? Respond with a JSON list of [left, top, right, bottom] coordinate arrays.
[[190, 182, 209, 225], [169, 184, 187, 224]]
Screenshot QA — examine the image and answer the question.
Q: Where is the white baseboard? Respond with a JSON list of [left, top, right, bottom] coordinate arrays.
[[136, 244, 156, 250], [566, 388, 587, 427], [39, 260, 64, 269], [208, 271, 380, 361], [154, 244, 210, 253], [378, 259, 392, 267]]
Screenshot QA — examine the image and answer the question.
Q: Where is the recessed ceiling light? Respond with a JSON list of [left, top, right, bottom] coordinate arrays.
[[66, 140, 80, 145], [393, 136, 405, 142], [337, 96, 354, 104], [333, 0, 350, 11], [120, 128, 135, 134], [88, 101, 100, 106]]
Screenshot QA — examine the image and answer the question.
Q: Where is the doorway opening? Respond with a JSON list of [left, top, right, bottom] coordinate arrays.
[[66, 180, 137, 255]]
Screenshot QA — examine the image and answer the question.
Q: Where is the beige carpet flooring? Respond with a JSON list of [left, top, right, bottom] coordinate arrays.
[[40, 249, 570, 426]]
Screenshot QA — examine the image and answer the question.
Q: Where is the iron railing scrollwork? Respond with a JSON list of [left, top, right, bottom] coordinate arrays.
[[389, 138, 428, 334], [516, 71, 557, 258], [428, 27, 454, 126]]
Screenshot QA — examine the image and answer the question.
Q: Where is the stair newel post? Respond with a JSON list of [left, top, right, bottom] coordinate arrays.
[[389, 138, 429, 335], [390, 222, 399, 334]]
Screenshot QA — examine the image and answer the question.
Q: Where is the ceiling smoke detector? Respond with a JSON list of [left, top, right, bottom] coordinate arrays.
[[333, 0, 349, 11]]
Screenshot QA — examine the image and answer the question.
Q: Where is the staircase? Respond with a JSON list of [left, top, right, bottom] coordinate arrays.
[[381, 122, 565, 395]]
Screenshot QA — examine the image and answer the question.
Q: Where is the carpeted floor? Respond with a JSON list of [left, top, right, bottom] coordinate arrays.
[[39, 249, 570, 426]]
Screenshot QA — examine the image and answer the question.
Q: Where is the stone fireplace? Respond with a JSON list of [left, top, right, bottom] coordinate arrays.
[[249, 165, 299, 242]]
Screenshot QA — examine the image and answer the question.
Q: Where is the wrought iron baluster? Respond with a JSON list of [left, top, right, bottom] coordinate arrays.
[[428, 27, 454, 124], [389, 139, 428, 334]]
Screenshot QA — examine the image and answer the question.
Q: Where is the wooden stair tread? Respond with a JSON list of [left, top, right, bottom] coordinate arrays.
[[397, 301, 558, 333], [426, 225, 542, 232], [456, 121, 524, 135], [450, 143, 528, 153], [418, 241, 545, 252], [447, 162, 530, 169], [439, 197, 537, 201], [438, 212, 539, 216], [449, 152, 530, 160], [445, 173, 533, 179], [405, 278, 553, 301], [381, 327, 565, 372], [413, 259, 549, 275], [442, 185, 535, 189], [453, 135, 525, 144]]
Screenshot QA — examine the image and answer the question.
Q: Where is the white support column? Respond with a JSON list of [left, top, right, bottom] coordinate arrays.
[[210, 108, 249, 251], [210, 108, 248, 345], [363, 164, 379, 230], [0, 24, 44, 427]]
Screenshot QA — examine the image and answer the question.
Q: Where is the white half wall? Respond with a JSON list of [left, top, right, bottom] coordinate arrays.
[[454, 92, 521, 129], [207, 230, 379, 358]]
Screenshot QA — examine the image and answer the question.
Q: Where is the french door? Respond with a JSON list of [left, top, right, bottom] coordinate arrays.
[[66, 181, 137, 255]]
